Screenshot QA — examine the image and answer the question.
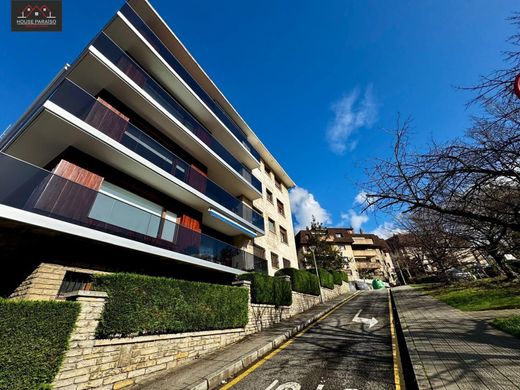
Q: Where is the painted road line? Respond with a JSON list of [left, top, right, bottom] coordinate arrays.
[[388, 290, 401, 390], [220, 293, 360, 390], [265, 380, 279, 390]]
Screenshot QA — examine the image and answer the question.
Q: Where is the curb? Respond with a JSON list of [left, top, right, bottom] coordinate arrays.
[[390, 289, 431, 390], [183, 294, 355, 390]]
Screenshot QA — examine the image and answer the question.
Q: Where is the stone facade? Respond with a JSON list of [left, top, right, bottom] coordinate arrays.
[[251, 159, 299, 275], [9, 263, 104, 301], [51, 280, 351, 389]]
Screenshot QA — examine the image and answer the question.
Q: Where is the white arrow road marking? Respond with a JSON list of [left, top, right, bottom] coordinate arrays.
[[316, 385, 324, 390], [352, 309, 378, 329], [265, 380, 279, 390]]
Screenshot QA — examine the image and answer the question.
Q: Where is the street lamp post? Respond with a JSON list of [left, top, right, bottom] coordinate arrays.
[[309, 246, 324, 303]]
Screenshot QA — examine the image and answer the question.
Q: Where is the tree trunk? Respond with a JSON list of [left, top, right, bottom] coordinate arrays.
[[488, 248, 518, 280]]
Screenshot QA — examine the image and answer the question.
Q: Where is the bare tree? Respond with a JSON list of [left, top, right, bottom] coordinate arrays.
[[401, 211, 467, 281], [364, 119, 520, 232]]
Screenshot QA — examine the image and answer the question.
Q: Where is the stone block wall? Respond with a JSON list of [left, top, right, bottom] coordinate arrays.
[[50, 280, 352, 389], [9, 262, 104, 301], [52, 291, 247, 390]]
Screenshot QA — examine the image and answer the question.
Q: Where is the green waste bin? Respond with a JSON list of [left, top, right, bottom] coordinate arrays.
[[372, 279, 385, 289]]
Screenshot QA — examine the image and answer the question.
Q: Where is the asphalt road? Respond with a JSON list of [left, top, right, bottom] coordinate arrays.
[[224, 290, 394, 390]]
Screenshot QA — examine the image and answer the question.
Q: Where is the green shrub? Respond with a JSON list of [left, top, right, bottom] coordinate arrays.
[[329, 270, 344, 285], [317, 268, 334, 289], [275, 268, 320, 296], [0, 299, 80, 390], [341, 272, 349, 283], [238, 272, 292, 306], [93, 273, 249, 338]]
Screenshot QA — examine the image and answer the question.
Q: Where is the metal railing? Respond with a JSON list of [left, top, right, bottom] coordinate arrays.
[[49, 79, 264, 231], [0, 152, 266, 273], [91, 32, 262, 193], [120, 3, 261, 162]]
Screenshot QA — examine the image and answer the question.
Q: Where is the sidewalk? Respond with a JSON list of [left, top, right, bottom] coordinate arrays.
[[135, 293, 355, 390], [392, 286, 520, 390]]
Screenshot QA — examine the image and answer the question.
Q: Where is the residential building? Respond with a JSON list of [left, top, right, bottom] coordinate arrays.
[[295, 227, 397, 284], [386, 233, 490, 282], [0, 0, 298, 300]]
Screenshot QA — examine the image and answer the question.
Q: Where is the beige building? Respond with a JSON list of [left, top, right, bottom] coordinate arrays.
[[250, 160, 298, 275], [295, 228, 397, 284], [386, 234, 491, 281]]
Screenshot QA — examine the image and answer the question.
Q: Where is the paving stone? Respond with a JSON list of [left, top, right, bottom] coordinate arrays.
[[393, 286, 520, 390]]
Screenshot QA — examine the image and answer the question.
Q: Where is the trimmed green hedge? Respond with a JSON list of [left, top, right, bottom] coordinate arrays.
[[317, 268, 334, 289], [274, 268, 320, 296], [330, 270, 344, 285], [0, 299, 80, 390], [238, 272, 292, 306], [93, 273, 249, 338], [341, 271, 349, 283]]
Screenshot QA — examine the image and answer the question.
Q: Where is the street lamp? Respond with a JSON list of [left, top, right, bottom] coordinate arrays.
[[308, 245, 324, 303]]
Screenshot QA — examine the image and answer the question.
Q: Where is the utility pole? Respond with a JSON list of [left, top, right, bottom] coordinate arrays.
[[309, 246, 324, 303]]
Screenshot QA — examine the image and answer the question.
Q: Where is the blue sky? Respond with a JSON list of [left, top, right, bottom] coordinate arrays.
[[1, 0, 518, 237]]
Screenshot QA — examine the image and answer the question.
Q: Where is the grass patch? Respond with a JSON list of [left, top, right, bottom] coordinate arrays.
[[492, 316, 520, 339], [413, 278, 520, 311]]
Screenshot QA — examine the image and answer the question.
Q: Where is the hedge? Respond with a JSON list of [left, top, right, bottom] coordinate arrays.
[[330, 270, 344, 285], [93, 273, 249, 338], [0, 299, 80, 390], [316, 268, 334, 289], [238, 272, 292, 306], [341, 271, 349, 283], [274, 268, 320, 296]]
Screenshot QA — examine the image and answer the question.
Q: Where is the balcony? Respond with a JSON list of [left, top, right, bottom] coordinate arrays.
[[90, 32, 262, 194], [355, 262, 381, 270], [0, 152, 266, 274], [118, 3, 261, 163], [352, 249, 378, 258], [48, 79, 264, 232]]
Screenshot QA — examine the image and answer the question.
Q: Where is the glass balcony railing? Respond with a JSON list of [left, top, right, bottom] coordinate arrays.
[[120, 3, 261, 162], [91, 32, 262, 194], [48, 79, 264, 232], [0, 152, 267, 273]]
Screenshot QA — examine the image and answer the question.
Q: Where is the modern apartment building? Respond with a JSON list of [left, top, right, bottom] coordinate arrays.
[[0, 0, 298, 299], [295, 227, 397, 284]]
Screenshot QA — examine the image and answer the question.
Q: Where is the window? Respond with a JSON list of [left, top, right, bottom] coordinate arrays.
[[335, 233, 343, 238], [275, 177, 282, 190], [271, 252, 279, 269], [160, 211, 178, 241], [283, 258, 291, 268], [266, 189, 273, 203], [89, 182, 163, 237], [264, 165, 272, 177], [268, 218, 276, 233], [277, 199, 285, 216], [58, 272, 93, 295], [280, 226, 288, 244]]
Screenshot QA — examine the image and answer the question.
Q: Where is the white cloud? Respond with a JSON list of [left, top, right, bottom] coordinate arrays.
[[341, 210, 369, 232], [371, 222, 405, 239], [326, 86, 377, 154], [354, 190, 368, 206], [289, 186, 331, 231]]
